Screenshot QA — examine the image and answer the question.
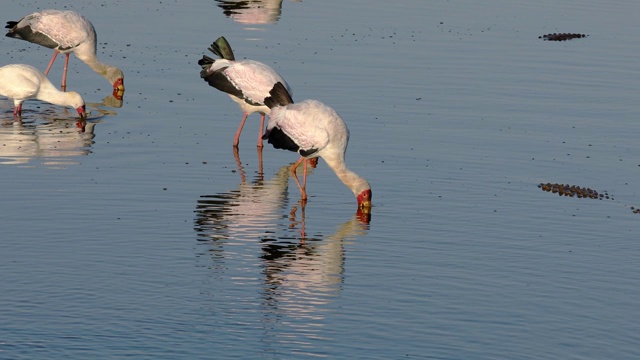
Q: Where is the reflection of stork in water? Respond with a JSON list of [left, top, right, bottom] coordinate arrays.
[[288, 201, 371, 239], [258, 209, 371, 349], [194, 157, 294, 244], [194, 146, 371, 353], [86, 92, 124, 111], [233, 146, 264, 180], [215, 0, 301, 25], [0, 117, 97, 167], [195, 190, 371, 353], [261, 208, 371, 288], [194, 147, 322, 245], [71, 91, 122, 132]]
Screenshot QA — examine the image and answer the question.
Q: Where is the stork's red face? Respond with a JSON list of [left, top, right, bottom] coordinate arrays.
[[357, 189, 372, 209], [112, 78, 125, 100], [76, 105, 87, 119]]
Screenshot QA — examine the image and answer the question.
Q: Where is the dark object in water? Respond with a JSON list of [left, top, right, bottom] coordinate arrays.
[[539, 33, 588, 41], [538, 183, 604, 199], [538, 182, 639, 215]]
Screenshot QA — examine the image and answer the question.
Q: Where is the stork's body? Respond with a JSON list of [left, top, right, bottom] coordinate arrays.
[[262, 82, 371, 209], [198, 36, 291, 147], [0, 64, 86, 118], [5, 9, 124, 95]]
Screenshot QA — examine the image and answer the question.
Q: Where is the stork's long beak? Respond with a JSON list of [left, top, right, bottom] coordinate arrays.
[[358, 200, 372, 210]]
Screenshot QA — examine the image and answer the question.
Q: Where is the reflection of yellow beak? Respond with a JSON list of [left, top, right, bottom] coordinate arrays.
[[356, 204, 372, 224]]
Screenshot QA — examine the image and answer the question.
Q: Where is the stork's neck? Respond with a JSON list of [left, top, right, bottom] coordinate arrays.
[[75, 44, 122, 84], [324, 155, 371, 197], [80, 55, 119, 79], [36, 80, 65, 103], [36, 83, 78, 108]]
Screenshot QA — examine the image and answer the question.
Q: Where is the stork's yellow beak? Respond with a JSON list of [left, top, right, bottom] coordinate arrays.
[[113, 78, 125, 100], [358, 200, 372, 210]]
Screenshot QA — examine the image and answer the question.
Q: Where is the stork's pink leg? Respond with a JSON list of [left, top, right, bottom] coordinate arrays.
[[61, 53, 70, 91], [302, 158, 309, 189], [290, 157, 307, 200], [13, 103, 23, 117], [44, 50, 59, 75], [233, 113, 249, 147], [256, 113, 265, 148]]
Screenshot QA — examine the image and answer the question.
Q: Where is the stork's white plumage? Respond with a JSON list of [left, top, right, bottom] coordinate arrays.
[[262, 82, 372, 209], [0, 64, 86, 118], [198, 36, 292, 148], [5, 9, 124, 95]]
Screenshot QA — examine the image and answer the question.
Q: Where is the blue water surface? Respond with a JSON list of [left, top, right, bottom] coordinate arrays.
[[1, 0, 639, 359]]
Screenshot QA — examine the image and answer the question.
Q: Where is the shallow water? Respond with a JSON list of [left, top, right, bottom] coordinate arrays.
[[2, 0, 640, 359]]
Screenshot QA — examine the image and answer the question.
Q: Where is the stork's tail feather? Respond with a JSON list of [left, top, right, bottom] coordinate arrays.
[[5, 21, 18, 29], [208, 36, 235, 61], [5, 21, 58, 48], [264, 82, 293, 109], [198, 55, 214, 67], [198, 55, 215, 77], [5, 21, 19, 37]]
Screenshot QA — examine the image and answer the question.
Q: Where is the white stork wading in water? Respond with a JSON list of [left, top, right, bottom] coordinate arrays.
[[0, 64, 86, 118], [198, 36, 292, 148], [262, 82, 372, 209], [5, 9, 125, 97]]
